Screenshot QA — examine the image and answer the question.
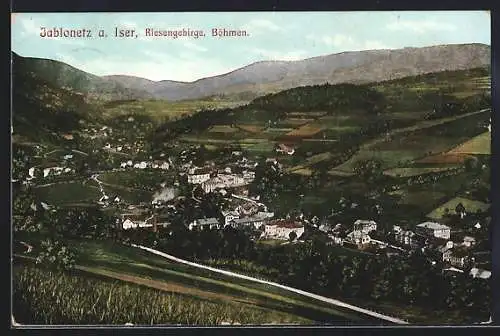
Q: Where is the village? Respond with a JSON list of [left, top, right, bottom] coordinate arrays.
[[19, 124, 492, 284]]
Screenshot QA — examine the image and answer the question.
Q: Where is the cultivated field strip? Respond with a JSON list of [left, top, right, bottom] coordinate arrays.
[[131, 244, 409, 325]]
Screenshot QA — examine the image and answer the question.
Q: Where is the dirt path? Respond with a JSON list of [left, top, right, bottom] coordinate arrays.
[[77, 265, 258, 306], [131, 244, 409, 324]]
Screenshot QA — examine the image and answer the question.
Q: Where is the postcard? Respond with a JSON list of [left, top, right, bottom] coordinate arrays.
[[11, 11, 492, 326]]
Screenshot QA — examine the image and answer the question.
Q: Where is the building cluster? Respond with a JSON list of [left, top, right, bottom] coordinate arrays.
[[320, 217, 490, 279], [119, 160, 170, 170], [184, 163, 257, 194]]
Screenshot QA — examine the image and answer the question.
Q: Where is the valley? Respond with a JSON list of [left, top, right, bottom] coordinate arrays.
[[11, 43, 492, 326]]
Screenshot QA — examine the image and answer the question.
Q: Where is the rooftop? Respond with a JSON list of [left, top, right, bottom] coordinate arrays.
[[233, 217, 265, 224], [196, 218, 219, 225], [268, 220, 303, 229], [417, 222, 450, 230]]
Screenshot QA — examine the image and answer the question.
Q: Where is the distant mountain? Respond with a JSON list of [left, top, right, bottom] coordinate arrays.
[[11, 52, 154, 101], [106, 43, 490, 101], [14, 43, 490, 102]]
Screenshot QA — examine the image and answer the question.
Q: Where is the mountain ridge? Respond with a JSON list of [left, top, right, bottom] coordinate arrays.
[[12, 43, 490, 101]]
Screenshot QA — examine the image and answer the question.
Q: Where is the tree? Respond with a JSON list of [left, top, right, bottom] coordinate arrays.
[[289, 231, 297, 242], [353, 159, 384, 183], [456, 203, 466, 218], [35, 239, 76, 270]]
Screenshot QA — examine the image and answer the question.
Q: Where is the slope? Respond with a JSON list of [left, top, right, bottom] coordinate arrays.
[[12, 52, 153, 101], [11, 53, 103, 144]]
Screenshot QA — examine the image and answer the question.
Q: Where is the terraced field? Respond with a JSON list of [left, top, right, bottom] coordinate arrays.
[[447, 131, 491, 155], [330, 109, 490, 175], [427, 197, 490, 220]]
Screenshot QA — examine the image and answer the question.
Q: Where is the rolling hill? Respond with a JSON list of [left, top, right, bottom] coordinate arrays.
[[11, 52, 103, 144], [11, 52, 154, 101], [14, 43, 490, 102]]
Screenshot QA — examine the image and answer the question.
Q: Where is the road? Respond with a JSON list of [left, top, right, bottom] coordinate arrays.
[[131, 244, 409, 325]]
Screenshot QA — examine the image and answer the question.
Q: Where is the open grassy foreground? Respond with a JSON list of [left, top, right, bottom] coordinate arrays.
[[65, 240, 378, 325], [13, 264, 310, 325], [12, 239, 390, 325]]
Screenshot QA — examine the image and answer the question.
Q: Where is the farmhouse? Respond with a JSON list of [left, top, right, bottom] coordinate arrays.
[[187, 167, 212, 184], [416, 221, 451, 240], [120, 213, 168, 231], [188, 217, 220, 231], [264, 220, 304, 240]]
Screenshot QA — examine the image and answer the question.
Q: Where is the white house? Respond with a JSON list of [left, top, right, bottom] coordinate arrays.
[[416, 222, 451, 239], [187, 168, 212, 184], [222, 210, 240, 227], [188, 218, 220, 231], [127, 160, 133, 167], [63, 154, 73, 160], [120, 162, 128, 168], [353, 220, 377, 234], [263, 220, 305, 240]]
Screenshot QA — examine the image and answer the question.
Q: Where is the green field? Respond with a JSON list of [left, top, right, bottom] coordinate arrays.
[[34, 181, 101, 205], [208, 125, 239, 133], [427, 197, 490, 220], [396, 190, 448, 213], [330, 110, 490, 174], [287, 152, 334, 173], [99, 170, 174, 189], [102, 99, 246, 123], [447, 131, 491, 155]]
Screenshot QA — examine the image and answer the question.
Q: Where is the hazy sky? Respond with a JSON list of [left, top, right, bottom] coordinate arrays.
[[11, 11, 491, 82]]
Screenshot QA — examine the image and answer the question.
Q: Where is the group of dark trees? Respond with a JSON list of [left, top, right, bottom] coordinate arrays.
[[251, 83, 387, 115]]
